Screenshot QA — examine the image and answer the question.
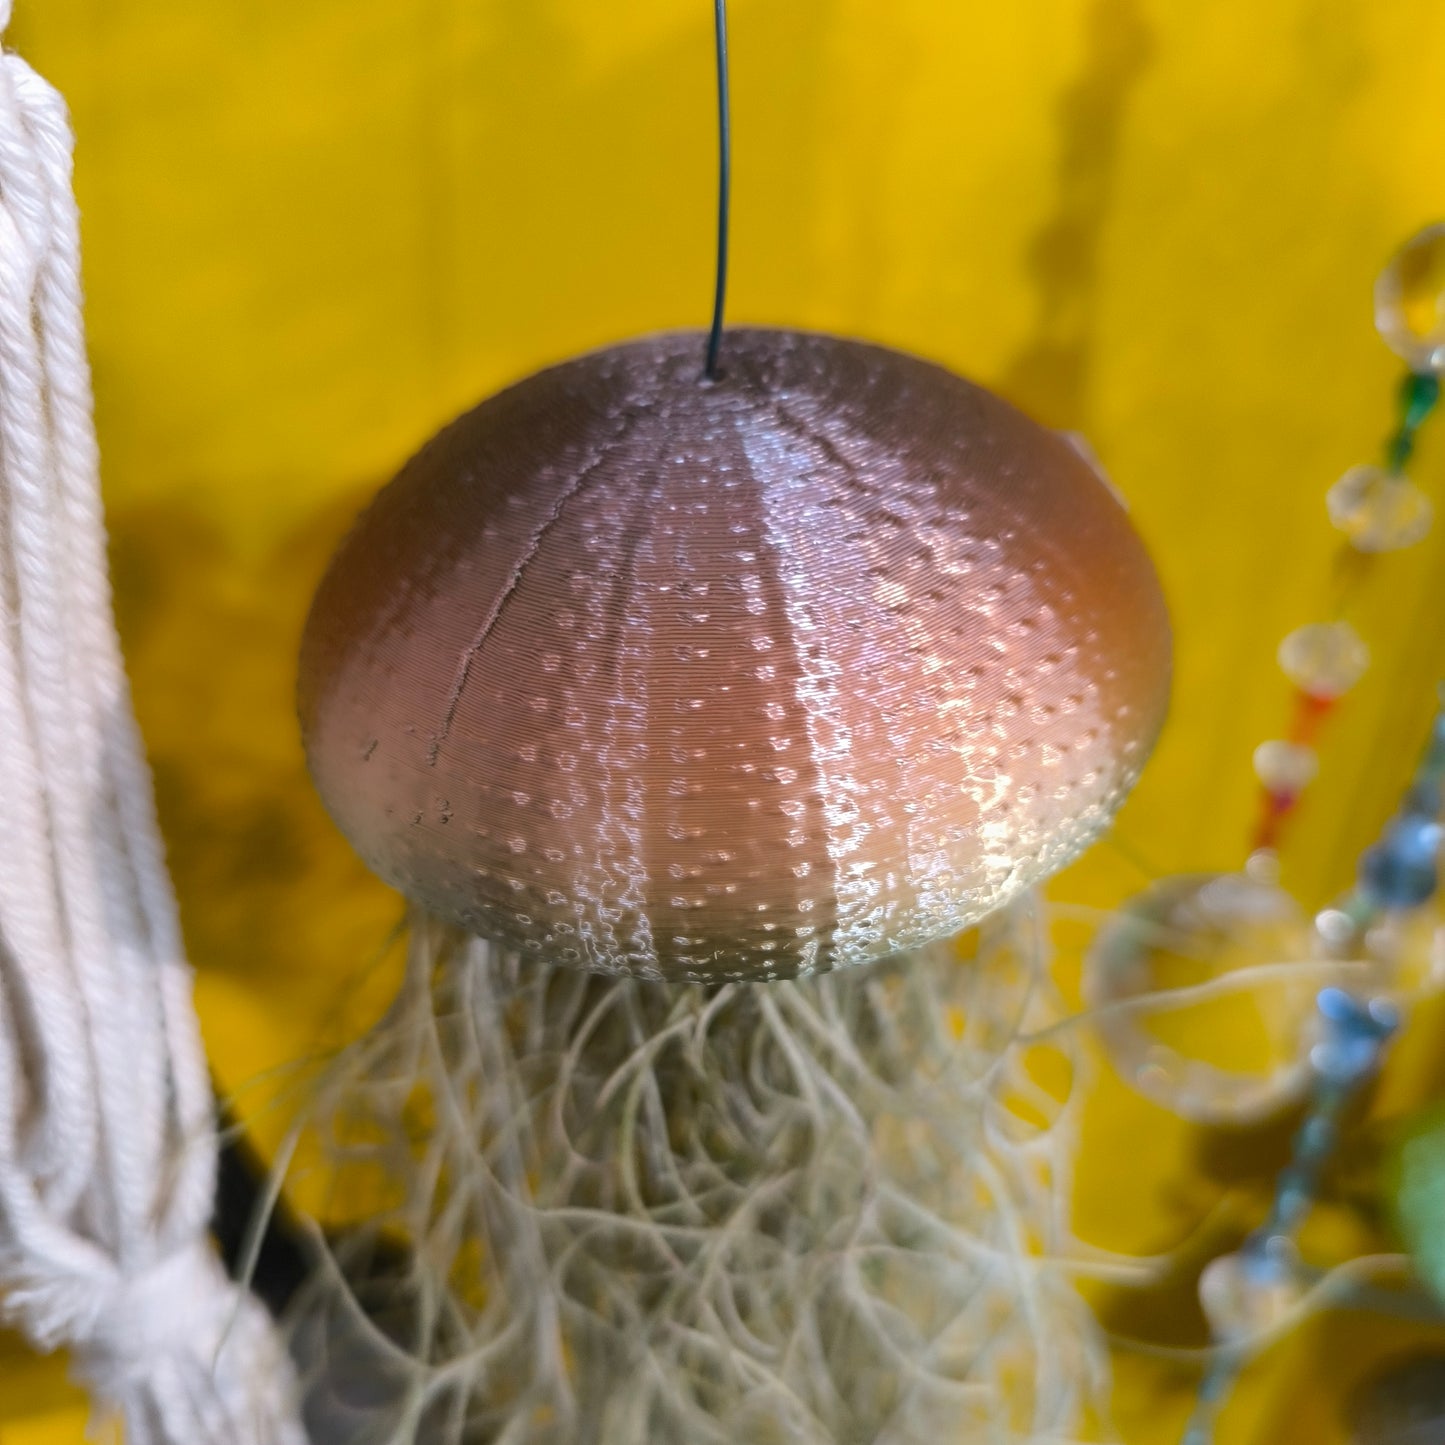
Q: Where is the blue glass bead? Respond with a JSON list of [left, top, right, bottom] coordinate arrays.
[[1425, 710, 1445, 768], [1368, 995, 1403, 1031], [1316, 986, 1398, 1034], [1273, 1178, 1311, 1227], [1312, 1035, 1382, 1084], [1241, 1238, 1293, 1283], [1296, 1115, 1337, 1160], [1311, 988, 1399, 1083], [1404, 778, 1444, 820], [1358, 814, 1443, 910]]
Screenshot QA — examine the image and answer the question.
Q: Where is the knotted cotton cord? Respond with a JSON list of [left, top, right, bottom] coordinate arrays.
[[0, 12, 303, 1441]]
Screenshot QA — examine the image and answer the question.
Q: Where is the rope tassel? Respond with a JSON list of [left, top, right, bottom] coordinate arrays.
[[0, 14, 303, 1442]]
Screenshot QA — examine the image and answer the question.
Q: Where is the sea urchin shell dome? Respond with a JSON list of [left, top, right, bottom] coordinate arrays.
[[299, 329, 1170, 981]]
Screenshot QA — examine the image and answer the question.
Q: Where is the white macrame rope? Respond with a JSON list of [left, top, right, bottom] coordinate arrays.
[[0, 23, 303, 1444]]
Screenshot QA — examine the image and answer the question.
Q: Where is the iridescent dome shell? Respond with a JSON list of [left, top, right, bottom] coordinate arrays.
[[299, 329, 1171, 981]]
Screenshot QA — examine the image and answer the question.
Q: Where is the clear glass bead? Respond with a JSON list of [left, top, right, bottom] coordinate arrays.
[[1314, 905, 1363, 954], [1278, 621, 1369, 699], [1376, 222, 1445, 372], [1245, 848, 1282, 886], [1252, 739, 1318, 795], [1198, 1246, 1303, 1342], [1326, 464, 1433, 552]]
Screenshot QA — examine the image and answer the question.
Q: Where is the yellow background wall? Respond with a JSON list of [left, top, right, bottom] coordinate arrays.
[[4, 1, 1445, 1440]]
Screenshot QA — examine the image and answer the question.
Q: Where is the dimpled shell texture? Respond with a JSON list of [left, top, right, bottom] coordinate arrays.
[[299, 329, 1171, 981]]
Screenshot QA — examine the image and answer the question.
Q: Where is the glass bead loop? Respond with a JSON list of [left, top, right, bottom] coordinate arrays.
[[1084, 873, 1322, 1125]]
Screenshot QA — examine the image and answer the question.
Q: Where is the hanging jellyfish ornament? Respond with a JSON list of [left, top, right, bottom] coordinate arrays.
[[278, 6, 1172, 1444], [289, 342, 1172, 1444]]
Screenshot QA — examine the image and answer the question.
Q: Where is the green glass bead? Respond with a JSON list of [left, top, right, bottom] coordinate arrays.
[[1399, 369, 1441, 429], [1384, 371, 1441, 471]]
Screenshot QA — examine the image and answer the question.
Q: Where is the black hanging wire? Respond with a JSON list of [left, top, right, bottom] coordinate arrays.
[[703, 0, 731, 380]]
